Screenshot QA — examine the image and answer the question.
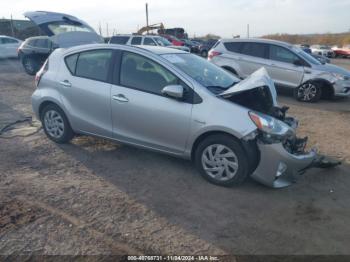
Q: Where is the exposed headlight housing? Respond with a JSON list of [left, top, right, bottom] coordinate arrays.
[[248, 111, 294, 142]]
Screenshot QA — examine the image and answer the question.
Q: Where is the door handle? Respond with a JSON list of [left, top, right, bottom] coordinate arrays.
[[112, 94, 129, 102], [304, 69, 312, 74], [59, 80, 71, 87]]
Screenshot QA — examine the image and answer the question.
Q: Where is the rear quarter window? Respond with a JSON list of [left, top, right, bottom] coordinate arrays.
[[65, 53, 79, 74]]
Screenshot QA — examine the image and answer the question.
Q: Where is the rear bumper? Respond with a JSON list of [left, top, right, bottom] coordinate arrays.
[[251, 141, 316, 188]]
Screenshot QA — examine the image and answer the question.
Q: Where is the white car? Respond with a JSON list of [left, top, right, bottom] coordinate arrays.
[[109, 34, 190, 52], [0, 35, 22, 58], [310, 45, 335, 58]]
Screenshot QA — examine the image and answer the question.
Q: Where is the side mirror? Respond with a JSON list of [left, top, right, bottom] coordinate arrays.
[[293, 59, 304, 66], [161, 85, 184, 99]]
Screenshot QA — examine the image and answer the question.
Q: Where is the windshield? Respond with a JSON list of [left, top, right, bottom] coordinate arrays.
[[154, 37, 171, 46], [47, 21, 93, 35], [293, 47, 321, 65], [161, 53, 239, 89]]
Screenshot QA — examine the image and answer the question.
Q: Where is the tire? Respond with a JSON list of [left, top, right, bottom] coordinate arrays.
[[22, 57, 38, 75], [194, 134, 250, 187], [294, 81, 322, 103], [40, 104, 74, 144], [201, 50, 208, 57]]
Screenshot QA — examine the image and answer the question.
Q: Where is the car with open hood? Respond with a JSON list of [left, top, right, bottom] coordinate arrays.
[[208, 38, 350, 102], [31, 45, 339, 188], [20, 11, 103, 74]]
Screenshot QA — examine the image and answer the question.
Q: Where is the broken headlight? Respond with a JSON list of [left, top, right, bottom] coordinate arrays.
[[249, 111, 294, 142]]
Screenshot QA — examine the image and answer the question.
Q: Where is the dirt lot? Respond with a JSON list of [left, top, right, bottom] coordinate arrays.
[[1, 58, 350, 256]]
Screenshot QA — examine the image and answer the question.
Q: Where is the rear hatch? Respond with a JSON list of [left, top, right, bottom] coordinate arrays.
[[24, 11, 103, 48]]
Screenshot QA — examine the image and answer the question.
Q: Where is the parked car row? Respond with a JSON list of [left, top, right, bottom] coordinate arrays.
[[208, 38, 350, 102]]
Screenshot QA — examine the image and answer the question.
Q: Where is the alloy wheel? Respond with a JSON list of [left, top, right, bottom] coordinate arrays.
[[297, 82, 318, 101]]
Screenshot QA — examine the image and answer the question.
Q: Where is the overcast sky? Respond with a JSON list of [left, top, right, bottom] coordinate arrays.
[[1, 0, 350, 37]]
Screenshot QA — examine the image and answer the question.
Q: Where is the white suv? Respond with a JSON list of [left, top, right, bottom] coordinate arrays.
[[109, 34, 190, 52], [209, 38, 350, 102]]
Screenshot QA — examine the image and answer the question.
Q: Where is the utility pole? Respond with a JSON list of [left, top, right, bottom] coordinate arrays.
[[145, 3, 149, 34], [10, 14, 15, 37], [106, 23, 109, 37], [247, 24, 250, 38]]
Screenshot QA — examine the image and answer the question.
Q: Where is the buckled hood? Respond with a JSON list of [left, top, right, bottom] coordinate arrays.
[[218, 68, 278, 105]]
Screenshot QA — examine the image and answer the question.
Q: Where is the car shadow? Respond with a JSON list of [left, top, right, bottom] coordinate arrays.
[[57, 135, 350, 254]]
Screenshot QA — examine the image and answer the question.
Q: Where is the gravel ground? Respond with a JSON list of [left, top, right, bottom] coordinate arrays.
[[1, 58, 350, 256]]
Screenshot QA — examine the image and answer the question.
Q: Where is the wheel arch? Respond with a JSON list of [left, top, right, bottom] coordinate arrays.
[[300, 78, 334, 99], [190, 130, 260, 175]]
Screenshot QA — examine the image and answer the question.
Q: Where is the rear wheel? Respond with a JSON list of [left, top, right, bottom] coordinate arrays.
[[201, 50, 208, 57], [22, 57, 38, 75], [194, 134, 250, 186], [294, 81, 322, 102], [41, 104, 74, 144]]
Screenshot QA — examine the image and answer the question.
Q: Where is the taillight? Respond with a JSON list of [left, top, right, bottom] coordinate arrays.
[[35, 60, 49, 87], [208, 50, 222, 59]]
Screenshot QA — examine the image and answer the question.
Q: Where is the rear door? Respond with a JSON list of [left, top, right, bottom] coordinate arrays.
[[236, 42, 270, 78], [265, 44, 304, 88], [110, 51, 193, 154], [59, 49, 114, 137]]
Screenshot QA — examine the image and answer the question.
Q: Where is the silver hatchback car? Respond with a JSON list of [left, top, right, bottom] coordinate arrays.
[[32, 44, 336, 188]]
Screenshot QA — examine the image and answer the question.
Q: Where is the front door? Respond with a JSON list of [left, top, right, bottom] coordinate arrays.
[[265, 44, 304, 88], [111, 51, 192, 154]]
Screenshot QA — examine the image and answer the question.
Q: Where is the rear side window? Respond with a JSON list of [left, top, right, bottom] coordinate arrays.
[[131, 37, 142, 45], [75, 50, 113, 82], [34, 39, 49, 48], [224, 42, 242, 53], [144, 38, 156, 46], [65, 53, 79, 74], [240, 42, 268, 58], [110, 36, 130, 44], [269, 45, 299, 64]]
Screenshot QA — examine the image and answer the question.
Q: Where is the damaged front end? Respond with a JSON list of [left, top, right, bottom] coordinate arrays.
[[219, 68, 340, 188]]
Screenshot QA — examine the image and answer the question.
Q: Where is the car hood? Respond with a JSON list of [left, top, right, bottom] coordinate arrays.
[[218, 68, 278, 105], [24, 11, 103, 47], [312, 63, 350, 77]]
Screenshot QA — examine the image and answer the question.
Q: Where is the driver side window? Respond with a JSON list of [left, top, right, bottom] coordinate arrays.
[[120, 52, 179, 95], [269, 45, 299, 64]]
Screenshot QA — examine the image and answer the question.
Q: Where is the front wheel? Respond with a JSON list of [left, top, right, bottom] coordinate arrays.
[[194, 134, 250, 187], [294, 82, 322, 102]]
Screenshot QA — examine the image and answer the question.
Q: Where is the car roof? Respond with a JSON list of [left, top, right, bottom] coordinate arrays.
[[0, 35, 20, 39], [25, 36, 50, 40], [62, 43, 187, 55], [220, 38, 293, 48]]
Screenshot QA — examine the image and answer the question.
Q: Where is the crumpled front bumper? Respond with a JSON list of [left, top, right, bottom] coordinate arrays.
[[251, 141, 317, 188]]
